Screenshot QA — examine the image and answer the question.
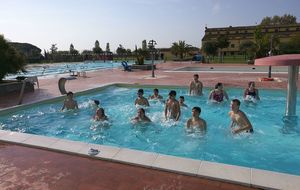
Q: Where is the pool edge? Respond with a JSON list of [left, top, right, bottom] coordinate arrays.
[[0, 129, 299, 190]]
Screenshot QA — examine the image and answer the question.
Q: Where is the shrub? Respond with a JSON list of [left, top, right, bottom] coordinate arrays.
[[0, 35, 26, 81]]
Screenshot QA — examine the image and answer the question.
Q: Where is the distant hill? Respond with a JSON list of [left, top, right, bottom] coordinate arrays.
[[8, 42, 43, 63]]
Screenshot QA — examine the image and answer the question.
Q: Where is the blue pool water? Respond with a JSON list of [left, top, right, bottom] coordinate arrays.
[[5, 60, 159, 79], [0, 86, 300, 175]]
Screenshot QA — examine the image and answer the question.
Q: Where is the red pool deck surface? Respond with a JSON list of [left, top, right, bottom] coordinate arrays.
[[0, 61, 298, 189], [0, 143, 258, 190]]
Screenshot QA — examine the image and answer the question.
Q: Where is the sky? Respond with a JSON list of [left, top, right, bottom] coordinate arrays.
[[1, 0, 300, 53]]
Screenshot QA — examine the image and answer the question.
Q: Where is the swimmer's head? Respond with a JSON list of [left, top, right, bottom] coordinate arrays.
[[179, 96, 185, 103], [168, 90, 176, 97], [137, 89, 144, 97], [192, 107, 201, 116], [66, 91, 74, 98], [137, 108, 145, 116], [215, 83, 223, 89], [231, 99, 241, 110], [193, 74, 199, 80], [248, 81, 255, 88], [94, 100, 100, 106], [154, 88, 159, 95], [96, 107, 105, 116]]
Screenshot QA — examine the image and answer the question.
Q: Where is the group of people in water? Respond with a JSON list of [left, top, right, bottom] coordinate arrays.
[[62, 74, 260, 134]]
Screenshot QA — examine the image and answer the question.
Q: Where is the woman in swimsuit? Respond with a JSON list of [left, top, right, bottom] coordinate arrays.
[[94, 108, 108, 121], [208, 83, 229, 103], [244, 82, 260, 101]]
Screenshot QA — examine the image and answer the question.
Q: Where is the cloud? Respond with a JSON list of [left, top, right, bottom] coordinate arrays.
[[212, 0, 221, 15]]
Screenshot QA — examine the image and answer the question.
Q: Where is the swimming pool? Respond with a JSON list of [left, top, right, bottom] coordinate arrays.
[[171, 66, 288, 73], [0, 84, 299, 176], [4, 60, 159, 79]]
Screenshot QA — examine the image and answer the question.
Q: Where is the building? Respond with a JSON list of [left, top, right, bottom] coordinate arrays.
[[201, 24, 300, 56]]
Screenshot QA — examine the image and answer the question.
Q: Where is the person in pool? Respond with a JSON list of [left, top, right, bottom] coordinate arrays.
[[135, 89, 150, 107], [229, 99, 253, 134], [132, 108, 151, 123], [208, 83, 229, 103], [243, 81, 260, 101], [61, 91, 78, 110], [149, 88, 163, 100], [186, 107, 207, 131], [94, 108, 108, 121], [189, 74, 203, 96], [165, 90, 181, 121], [179, 96, 188, 107]]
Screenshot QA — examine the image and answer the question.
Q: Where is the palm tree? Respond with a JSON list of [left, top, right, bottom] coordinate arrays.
[[171, 40, 191, 59]]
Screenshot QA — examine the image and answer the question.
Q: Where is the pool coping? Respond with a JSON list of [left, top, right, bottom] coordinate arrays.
[[0, 83, 299, 190]]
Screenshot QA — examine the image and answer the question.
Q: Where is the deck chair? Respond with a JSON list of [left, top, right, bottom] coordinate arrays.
[[121, 61, 132, 71]]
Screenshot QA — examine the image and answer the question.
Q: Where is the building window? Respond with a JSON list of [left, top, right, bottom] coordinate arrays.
[[297, 27, 300, 31], [286, 28, 289, 32], [231, 44, 235, 48], [265, 29, 268, 32], [236, 31, 239, 34], [244, 30, 248, 33], [275, 28, 279, 32], [231, 52, 235, 56]]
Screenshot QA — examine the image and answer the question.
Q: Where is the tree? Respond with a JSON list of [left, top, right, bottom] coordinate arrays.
[[106, 43, 110, 52], [171, 40, 191, 59], [126, 49, 132, 56], [279, 34, 300, 54], [239, 40, 256, 59], [202, 41, 218, 63], [260, 14, 297, 25], [50, 44, 58, 54], [116, 44, 127, 56], [0, 35, 26, 81], [142, 40, 148, 51], [69, 43, 78, 55], [216, 35, 229, 62], [93, 40, 102, 54], [254, 26, 280, 58]]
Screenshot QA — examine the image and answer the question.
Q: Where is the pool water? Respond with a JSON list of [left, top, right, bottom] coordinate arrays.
[[0, 86, 300, 175], [5, 60, 159, 79]]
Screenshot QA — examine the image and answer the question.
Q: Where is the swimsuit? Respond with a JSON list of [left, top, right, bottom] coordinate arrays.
[[212, 91, 224, 102], [246, 90, 256, 97]]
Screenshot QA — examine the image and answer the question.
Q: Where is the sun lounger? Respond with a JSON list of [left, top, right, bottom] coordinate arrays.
[[121, 61, 132, 71]]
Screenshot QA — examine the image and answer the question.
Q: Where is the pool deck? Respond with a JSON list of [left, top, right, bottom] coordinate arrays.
[[1, 61, 300, 189]]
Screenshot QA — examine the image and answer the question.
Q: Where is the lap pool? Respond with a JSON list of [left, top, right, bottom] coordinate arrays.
[[0, 84, 300, 176]]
